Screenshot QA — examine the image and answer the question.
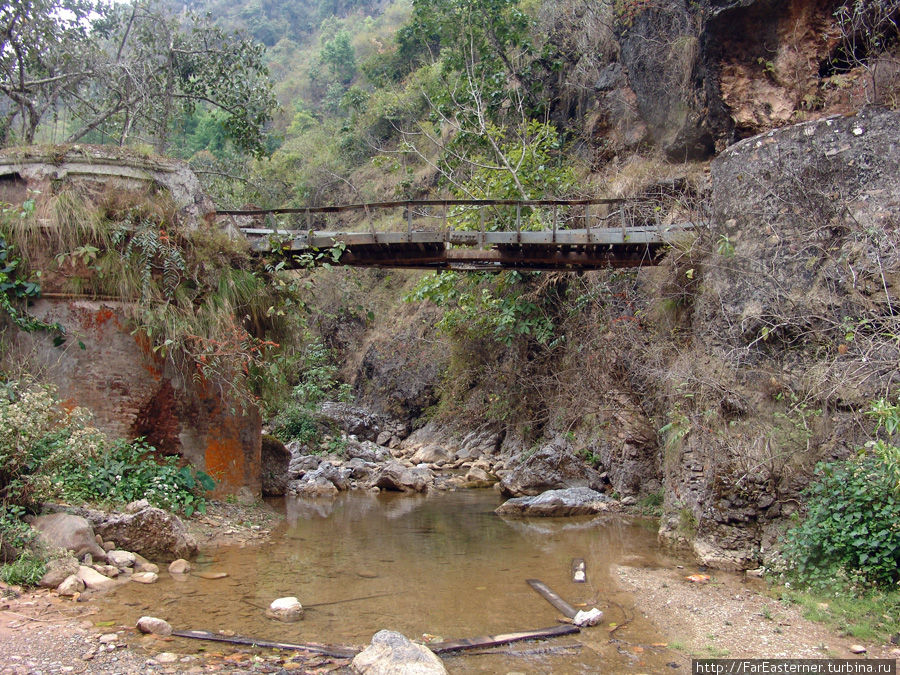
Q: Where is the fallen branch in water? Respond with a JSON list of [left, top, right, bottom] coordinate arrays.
[[428, 624, 580, 654], [171, 630, 359, 658]]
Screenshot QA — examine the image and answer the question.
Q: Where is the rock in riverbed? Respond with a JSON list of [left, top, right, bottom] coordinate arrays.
[[136, 616, 173, 636], [30, 513, 108, 562], [351, 630, 446, 674], [266, 597, 303, 622], [495, 487, 619, 517], [498, 437, 607, 497]]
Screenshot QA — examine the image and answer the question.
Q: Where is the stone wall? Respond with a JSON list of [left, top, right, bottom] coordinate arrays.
[[658, 107, 900, 568]]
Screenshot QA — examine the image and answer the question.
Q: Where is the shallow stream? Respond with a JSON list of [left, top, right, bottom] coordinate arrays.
[[94, 490, 684, 673]]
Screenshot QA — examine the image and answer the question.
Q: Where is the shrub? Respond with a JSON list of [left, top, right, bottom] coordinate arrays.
[[0, 550, 46, 586], [781, 399, 900, 591], [271, 406, 321, 444], [58, 439, 215, 517], [0, 379, 215, 517]]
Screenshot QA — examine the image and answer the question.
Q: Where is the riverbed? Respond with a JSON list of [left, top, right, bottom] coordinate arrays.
[[91, 489, 684, 673]]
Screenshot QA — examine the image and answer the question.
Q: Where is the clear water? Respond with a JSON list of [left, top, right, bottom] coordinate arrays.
[[94, 490, 682, 673]]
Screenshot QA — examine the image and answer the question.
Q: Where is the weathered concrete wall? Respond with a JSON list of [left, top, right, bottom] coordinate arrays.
[[0, 144, 214, 226], [9, 299, 261, 497], [658, 107, 900, 569], [0, 145, 260, 497]]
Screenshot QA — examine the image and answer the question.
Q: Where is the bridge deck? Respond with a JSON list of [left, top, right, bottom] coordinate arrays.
[[222, 198, 693, 271], [239, 225, 693, 271]]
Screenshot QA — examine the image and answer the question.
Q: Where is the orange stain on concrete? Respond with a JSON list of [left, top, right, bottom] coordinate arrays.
[[205, 435, 246, 497]]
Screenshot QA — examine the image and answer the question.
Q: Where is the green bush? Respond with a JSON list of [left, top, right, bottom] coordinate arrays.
[[0, 504, 34, 561], [0, 380, 215, 517], [781, 399, 900, 591], [59, 439, 215, 517], [0, 550, 46, 586], [272, 406, 321, 444]]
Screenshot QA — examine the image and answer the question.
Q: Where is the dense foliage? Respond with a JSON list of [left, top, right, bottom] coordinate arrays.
[[271, 338, 352, 443], [0, 380, 215, 517], [0, 379, 215, 585], [781, 399, 900, 590], [1, 0, 277, 154]]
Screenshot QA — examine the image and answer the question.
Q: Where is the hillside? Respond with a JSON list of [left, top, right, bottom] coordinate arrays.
[[0, 0, 898, 577]]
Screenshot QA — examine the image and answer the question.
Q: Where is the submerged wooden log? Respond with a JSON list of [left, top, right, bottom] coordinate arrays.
[[526, 579, 578, 619], [428, 624, 580, 654], [171, 629, 359, 658]]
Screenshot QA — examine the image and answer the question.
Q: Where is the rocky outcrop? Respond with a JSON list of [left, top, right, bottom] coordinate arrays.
[[351, 630, 446, 675], [353, 304, 447, 423], [317, 402, 399, 442], [498, 436, 608, 497], [660, 107, 900, 568], [261, 435, 291, 496], [401, 422, 503, 461], [616, 0, 729, 159], [495, 488, 620, 517], [92, 506, 198, 560]]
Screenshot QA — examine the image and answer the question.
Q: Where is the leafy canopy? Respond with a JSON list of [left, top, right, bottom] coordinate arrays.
[[1, 0, 277, 156]]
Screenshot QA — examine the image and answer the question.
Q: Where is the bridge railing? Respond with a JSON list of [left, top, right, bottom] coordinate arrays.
[[216, 197, 671, 241]]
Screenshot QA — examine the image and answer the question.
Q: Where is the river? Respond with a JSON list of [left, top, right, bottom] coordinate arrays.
[[93, 489, 684, 673]]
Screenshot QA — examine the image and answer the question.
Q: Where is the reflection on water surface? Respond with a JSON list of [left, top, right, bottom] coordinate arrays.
[[94, 490, 680, 673]]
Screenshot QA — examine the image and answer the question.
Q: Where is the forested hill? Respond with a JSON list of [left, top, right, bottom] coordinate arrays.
[[182, 0, 391, 46]]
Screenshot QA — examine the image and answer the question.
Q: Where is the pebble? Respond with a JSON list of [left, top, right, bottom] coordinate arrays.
[[98, 633, 118, 644], [168, 559, 191, 575], [131, 572, 159, 584], [154, 652, 180, 664], [195, 571, 229, 580], [848, 644, 866, 654]]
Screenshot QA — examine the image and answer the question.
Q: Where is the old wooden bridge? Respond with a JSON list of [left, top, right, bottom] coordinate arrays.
[[219, 198, 693, 271]]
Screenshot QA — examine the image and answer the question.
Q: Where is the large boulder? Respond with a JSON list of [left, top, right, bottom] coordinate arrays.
[[409, 444, 452, 465], [344, 439, 392, 463], [351, 630, 446, 675], [317, 402, 387, 441], [288, 452, 323, 477], [401, 422, 502, 461], [39, 555, 81, 588], [495, 488, 620, 517], [371, 461, 431, 493], [30, 513, 108, 562], [287, 462, 353, 496], [93, 507, 197, 560], [498, 437, 607, 497]]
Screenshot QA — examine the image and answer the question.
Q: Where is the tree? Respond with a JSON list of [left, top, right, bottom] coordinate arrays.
[[0, 0, 99, 144], [0, 0, 277, 156], [72, 0, 278, 156], [405, 0, 535, 111], [320, 29, 356, 85]]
